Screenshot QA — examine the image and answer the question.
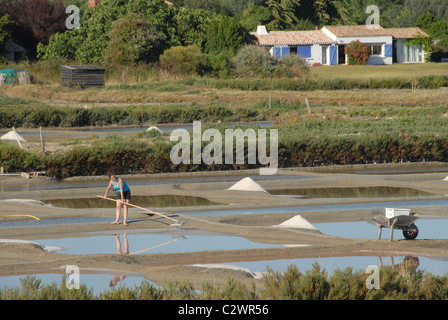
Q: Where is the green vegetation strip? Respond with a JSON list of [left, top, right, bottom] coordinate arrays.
[[0, 104, 269, 128], [2, 116, 448, 178], [1, 263, 448, 300]]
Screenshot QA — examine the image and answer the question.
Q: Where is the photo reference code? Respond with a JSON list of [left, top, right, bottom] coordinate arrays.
[[178, 304, 269, 317]]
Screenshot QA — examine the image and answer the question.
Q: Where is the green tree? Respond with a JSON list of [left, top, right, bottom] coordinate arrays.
[[204, 15, 251, 55], [239, 4, 273, 32], [74, 0, 128, 63], [172, 8, 215, 49], [333, 0, 371, 25], [415, 13, 448, 61], [39, 0, 177, 64], [266, 0, 300, 29], [0, 14, 11, 58], [0, 0, 66, 58], [36, 29, 82, 61], [104, 13, 165, 64], [416, 13, 440, 30]]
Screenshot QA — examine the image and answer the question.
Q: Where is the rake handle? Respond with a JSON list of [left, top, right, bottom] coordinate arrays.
[[97, 195, 178, 222]]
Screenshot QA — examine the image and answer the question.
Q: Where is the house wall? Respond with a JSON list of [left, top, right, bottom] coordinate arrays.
[[270, 44, 336, 65], [267, 35, 429, 65], [396, 39, 425, 63], [337, 36, 393, 65]]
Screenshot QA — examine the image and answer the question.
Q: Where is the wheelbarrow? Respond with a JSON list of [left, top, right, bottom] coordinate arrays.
[[362, 208, 420, 241]]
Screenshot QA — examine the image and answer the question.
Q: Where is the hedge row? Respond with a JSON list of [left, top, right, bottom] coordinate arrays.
[[191, 75, 448, 91], [2, 132, 448, 179], [0, 104, 269, 129]]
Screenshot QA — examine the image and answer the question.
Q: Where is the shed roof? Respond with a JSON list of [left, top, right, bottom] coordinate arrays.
[[4, 41, 26, 53], [61, 65, 105, 71], [251, 30, 336, 46]]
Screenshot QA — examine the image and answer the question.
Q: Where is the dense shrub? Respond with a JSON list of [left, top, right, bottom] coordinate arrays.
[[232, 45, 309, 78], [273, 53, 309, 78], [159, 45, 208, 75], [232, 45, 277, 78], [345, 40, 370, 65], [0, 143, 44, 172]]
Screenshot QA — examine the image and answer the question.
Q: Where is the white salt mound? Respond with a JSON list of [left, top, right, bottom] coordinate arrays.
[[1, 130, 26, 142], [191, 264, 263, 279], [443, 175, 448, 181], [146, 126, 163, 134], [275, 215, 318, 231], [227, 177, 268, 193]]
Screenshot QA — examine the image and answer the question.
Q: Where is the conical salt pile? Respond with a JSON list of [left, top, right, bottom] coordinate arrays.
[[443, 175, 448, 181], [1, 130, 26, 142], [274, 215, 318, 231], [146, 126, 163, 134], [227, 177, 268, 193]]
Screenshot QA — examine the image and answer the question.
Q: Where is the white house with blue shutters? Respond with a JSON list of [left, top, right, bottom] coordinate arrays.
[[252, 25, 428, 65]]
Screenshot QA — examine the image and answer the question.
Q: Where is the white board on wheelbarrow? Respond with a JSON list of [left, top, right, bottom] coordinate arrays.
[[385, 208, 411, 219]]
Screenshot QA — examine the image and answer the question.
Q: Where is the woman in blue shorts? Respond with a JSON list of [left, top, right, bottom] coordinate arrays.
[[104, 171, 131, 226]]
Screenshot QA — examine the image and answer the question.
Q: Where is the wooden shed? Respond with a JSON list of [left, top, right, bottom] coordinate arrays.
[[61, 65, 105, 88]]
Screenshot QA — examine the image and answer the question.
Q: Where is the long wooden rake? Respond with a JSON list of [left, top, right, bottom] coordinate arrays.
[[97, 195, 185, 227]]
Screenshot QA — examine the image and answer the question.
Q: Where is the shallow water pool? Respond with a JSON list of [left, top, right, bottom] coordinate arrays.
[[269, 186, 434, 199], [45, 195, 221, 209], [31, 231, 282, 255]]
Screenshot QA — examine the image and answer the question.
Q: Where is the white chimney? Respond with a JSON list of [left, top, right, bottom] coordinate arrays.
[[257, 25, 268, 35]]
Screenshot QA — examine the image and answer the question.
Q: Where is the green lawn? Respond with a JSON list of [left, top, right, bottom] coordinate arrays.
[[311, 63, 448, 81]]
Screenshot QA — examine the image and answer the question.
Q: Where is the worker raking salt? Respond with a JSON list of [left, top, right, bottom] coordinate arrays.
[[104, 171, 131, 226]]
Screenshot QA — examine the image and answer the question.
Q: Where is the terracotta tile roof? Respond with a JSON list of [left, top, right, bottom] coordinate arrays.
[[323, 25, 390, 37], [251, 26, 430, 47], [251, 30, 336, 46], [386, 27, 429, 39]]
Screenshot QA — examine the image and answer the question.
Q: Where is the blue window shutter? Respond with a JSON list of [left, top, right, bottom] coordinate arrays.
[[384, 44, 392, 57], [281, 46, 290, 57], [329, 45, 338, 65], [274, 47, 281, 58], [297, 46, 311, 58]]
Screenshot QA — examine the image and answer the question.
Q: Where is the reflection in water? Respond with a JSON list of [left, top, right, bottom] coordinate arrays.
[[269, 186, 433, 198], [45, 195, 220, 209], [32, 232, 280, 256], [110, 233, 129, 288], [114, 234, 129, 254]]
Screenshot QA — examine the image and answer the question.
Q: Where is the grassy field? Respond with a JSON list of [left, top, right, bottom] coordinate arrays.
[[311, 63, 448, 80]]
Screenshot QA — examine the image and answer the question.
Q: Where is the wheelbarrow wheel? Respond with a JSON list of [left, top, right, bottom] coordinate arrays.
[[403, 230, 418, 240]]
